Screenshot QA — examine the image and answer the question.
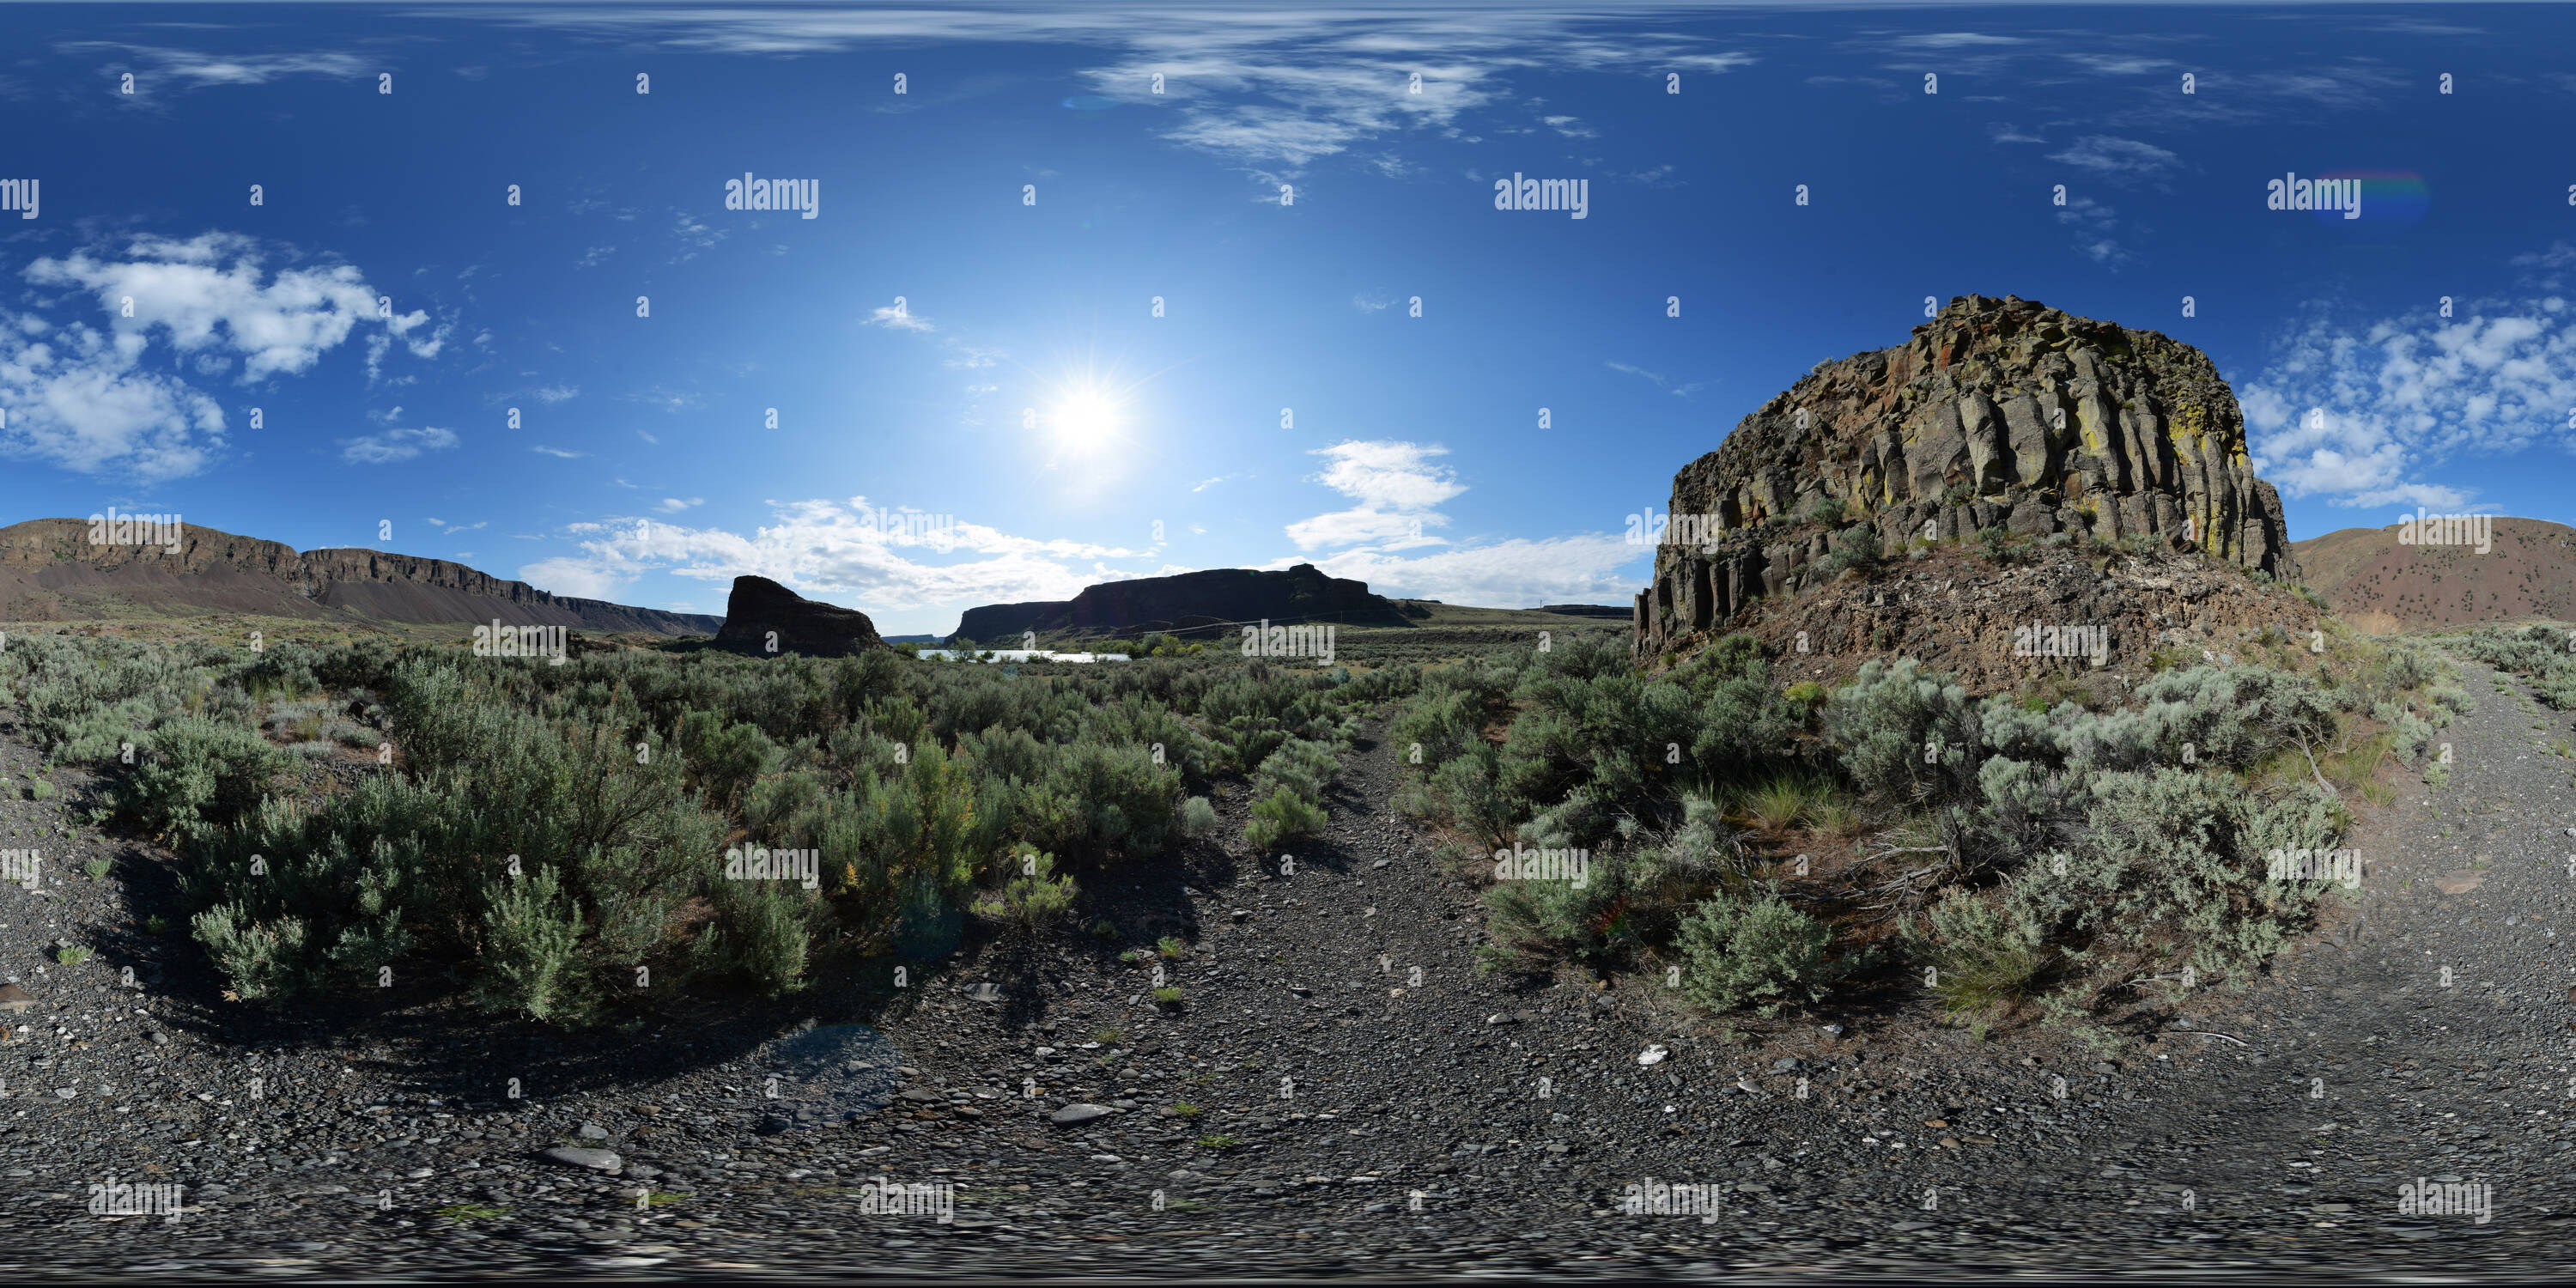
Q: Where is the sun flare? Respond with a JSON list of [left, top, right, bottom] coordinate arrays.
[[1053, 389, 1120, 452]]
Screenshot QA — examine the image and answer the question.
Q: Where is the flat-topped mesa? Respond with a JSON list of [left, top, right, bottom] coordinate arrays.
[[1633, 295, 2299, 658]]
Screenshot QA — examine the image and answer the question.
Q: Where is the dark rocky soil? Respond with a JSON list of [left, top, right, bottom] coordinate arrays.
[[3, 675, 2573, 1280]]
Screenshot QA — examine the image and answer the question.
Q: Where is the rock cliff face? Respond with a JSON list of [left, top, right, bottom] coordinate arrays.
[[953, 563, 1410, 643], [714, 575, 886, 656], [0, 518, 721, 634], [1633, 295, 2298, 659]]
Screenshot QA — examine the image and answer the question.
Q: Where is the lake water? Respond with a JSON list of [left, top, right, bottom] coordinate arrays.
[[911, 649, 1131, 664]]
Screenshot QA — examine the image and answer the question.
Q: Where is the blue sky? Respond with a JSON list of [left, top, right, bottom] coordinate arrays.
[[3, 3, 2574, 635]]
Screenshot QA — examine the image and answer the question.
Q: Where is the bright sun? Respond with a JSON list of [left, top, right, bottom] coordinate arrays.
[[1049, 387, 1123, 454]]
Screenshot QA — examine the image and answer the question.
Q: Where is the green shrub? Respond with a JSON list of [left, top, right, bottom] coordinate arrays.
[[109, 714, 286, 842], [1253, 738, 1338, 806], [1818, 522, 1881, 580], [477, 866, 590, 1019], [1482, 849, 1649, 972], [1826, 659, 1983, 806], [1180, 795, 1218, 837], [1674, 888, 1831, 1015], [1244, 787, 1327, 851], [1905, 888, 2050, 1014], [972, 846, 1078, 929]]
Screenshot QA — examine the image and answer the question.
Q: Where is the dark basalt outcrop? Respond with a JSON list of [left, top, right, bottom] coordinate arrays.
[[1634, 295, 2299, 659], [714, 575, 887, 656], [952, 563, 1409, 643], [0, 518, 720, 635]]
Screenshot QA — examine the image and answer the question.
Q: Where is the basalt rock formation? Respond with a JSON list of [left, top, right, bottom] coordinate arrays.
[[714, 574, 887, 656], [1634, 295, 2299, 659], [0, 518, 720, 635], [952, 563, 1410, 643]]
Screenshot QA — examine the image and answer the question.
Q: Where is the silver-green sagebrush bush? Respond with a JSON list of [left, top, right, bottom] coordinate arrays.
[[1393, 627, 2369, 1017], [1, 630, 1382, 1022], [1675, 888, 1832, 1016]]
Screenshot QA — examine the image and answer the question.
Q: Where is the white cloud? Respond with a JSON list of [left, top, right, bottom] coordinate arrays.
[[534, 383, 580, 403], [519, 556, 628, 602], [1298, 535, 1643, 608], [1891, 32, 2024, 50], [1607, 360, 1706, 398], [0, 234, 432, 479], [519, 497, 1155, 614], [1286, 439, 1467, 552], [2245, 294, 2576, 508], [866, 303, 935, 332], [2046, 135, 2180, 185], [2054, 196, 2133, 269], [530, 445, 585, 459], [340, 425, 458, 465], [1309, 440, 1466, 511], [26, 232, 436, 380], [656, 496, 703, 513], [70, 44, 366, 89]]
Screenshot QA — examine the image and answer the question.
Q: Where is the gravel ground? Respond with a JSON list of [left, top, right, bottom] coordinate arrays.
[[3, 674, 2573, 1280]]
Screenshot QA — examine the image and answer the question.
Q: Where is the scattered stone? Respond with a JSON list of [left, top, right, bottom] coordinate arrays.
[[539, 1146, 623, 1173], [1486, 1013, 1519, 1026], [1637, 1045, 1669, 1066], [579, 1121, 611, 1141], [1050, 1103, 1115, 1127], [0, 983, 32, 1014]]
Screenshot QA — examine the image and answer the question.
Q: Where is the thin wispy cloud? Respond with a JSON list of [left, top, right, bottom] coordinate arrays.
[[340, 425, 458, 465]]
